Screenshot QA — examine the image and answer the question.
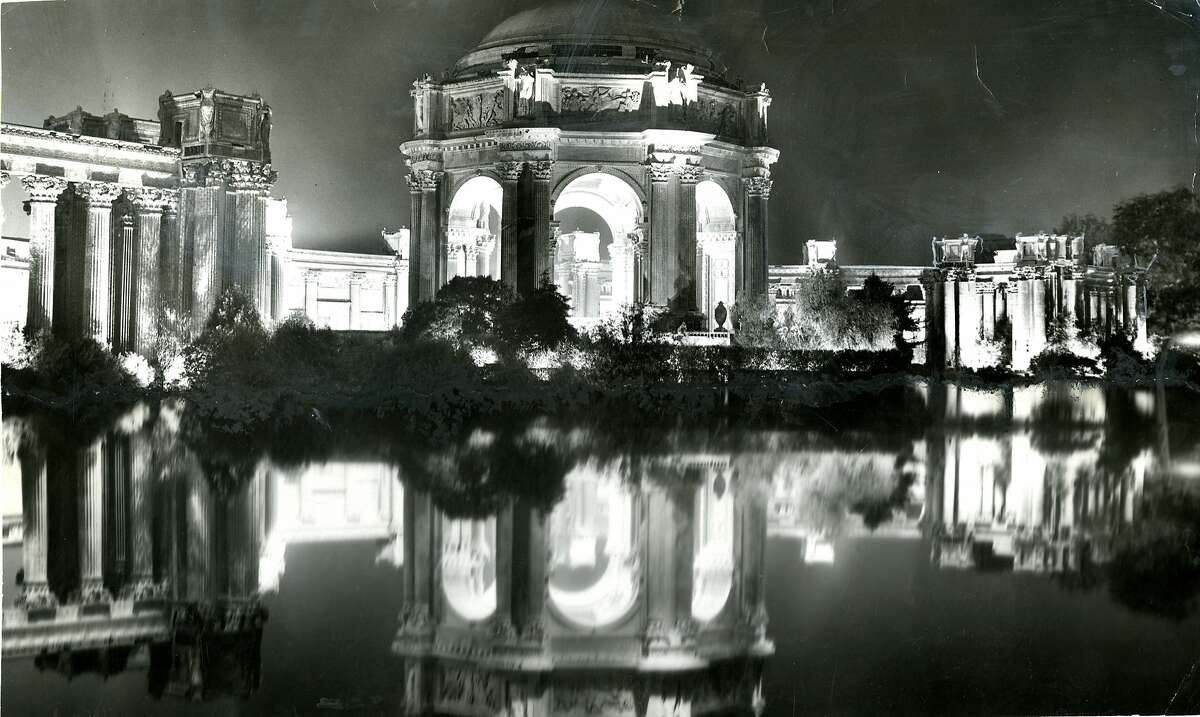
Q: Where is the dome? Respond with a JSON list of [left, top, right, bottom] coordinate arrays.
[[451, 0, 727, 81]]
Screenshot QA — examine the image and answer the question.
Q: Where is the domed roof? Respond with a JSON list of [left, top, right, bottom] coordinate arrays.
[[452, 0, 726, 81]]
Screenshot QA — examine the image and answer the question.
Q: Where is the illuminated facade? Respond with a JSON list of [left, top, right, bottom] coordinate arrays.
[[400, 1, 779, 330]]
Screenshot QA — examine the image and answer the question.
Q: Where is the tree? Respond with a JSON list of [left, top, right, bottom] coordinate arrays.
[[1110, 187, 1200, 335], [731, 290, 779, 349], [399, 276, 517, 349], [1055, 212, 1111, 251], [774, 272, 910, 352], [495, 278, 577, 354]]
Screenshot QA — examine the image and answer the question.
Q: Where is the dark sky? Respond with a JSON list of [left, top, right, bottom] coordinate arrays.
[[3, 0, 1197, 265]]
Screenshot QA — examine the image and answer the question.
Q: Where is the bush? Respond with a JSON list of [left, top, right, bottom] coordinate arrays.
[[495, 279, 577, 355], [399, 276, 517, 350]]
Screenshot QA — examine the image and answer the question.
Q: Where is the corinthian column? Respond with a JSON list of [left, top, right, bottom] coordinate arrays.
[[677, 166, 702, 311], [18, 438, 56, 608], [406, 174, 424, 306], [383, 272, 398, 328], [743, 176, 772, 299], [79, 437, 110, 604], [303, 269, 319, 321], [648, 162, 675, 304], [159, 192, 182, 316], [19, 176, 69, 334], [412, 169, 444, 299], [131, 188, 168, 355], [531, 160, 554, 291], [114, 213, 136, 352], [77, 181, 123, 345], [496, 161, 523, 290], [349, 271, 365, 330]]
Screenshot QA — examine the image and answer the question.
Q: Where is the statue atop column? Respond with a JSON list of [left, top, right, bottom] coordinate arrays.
[[198, 89, 216, 142], [258, 103, 272, 163]]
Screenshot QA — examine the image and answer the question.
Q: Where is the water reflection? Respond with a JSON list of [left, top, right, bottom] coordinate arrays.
[[2, 380, 1198, 714]]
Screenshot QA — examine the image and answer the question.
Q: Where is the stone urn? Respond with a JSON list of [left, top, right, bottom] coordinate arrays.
[[713, 301, 729, 331]]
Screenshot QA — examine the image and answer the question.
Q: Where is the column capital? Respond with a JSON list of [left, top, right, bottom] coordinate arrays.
[[129, 187, 170, 213], [679, 165, 704, 184], [20, 175, 69, 203], [161, 189, 181, 215], [76, 180, 123, 207], [409, 168, 443, 192], [647, 161, 675, 183], [226, 159, 278, 191], [304, 268, 321, 283], [494, 161, 524, 182], [744, 176, 773, 198], [349, 271, 367, 285], [530, 159, 555, 182]]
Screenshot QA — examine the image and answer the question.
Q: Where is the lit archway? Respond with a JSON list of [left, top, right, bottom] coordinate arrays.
[[441, 516, 498, 621], [547, 463, 639, 628], [446, 176, 503, 281], [552, 173, 643, 325], [696, 180, 738, 330], [692, 468, 734, 622]]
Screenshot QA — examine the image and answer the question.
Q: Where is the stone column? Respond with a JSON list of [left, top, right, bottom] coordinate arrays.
[[1030, 277, 1047, 357], [610, 235, 633, 309], [113, 213, 136, 352], [18, 439, 56, 608], [532, 160, 554, 290], [384, 272, 398, 328], [304, 269, 319, 322], [189, 174, 227, 333], [79, 437, 110, 603], [677, 166, 702, 310], [77, 182, 122, 345], [1012, 280, 1032, 372], [942, 276, 958, 368], [415, 170, 444, 298], [981, 284, 997, 340], [20, 176, 69, 334], [160, 192, 182, 316], [267, 236, 289, 323], [957, 279, 980, 368], [648, 162, 675, 305], [743, 176, 772, 299], [131, 188, 167, 355], [1124, 281, 1138, 337], [477, 237, 496, 279], [406, 174, 424, 306], [349, 271, 365, 330], [497, 162, 523, 290]]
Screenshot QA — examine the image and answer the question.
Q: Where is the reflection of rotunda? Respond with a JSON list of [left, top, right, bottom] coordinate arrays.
[[401, 0, 778, 327], [393, 453, 771, 716]]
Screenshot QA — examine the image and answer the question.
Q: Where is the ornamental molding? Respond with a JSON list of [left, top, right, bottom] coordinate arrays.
[[76, 180, 123, 207], [1, 123, 181, 158], [20, 174, 69, 202], [487, 127, 561, 152]]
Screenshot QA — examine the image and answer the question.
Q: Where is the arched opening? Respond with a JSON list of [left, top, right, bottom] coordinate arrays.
[[696, 180, 737, 330], [441, 516, 497, 621], [553, 173, 642, 327], [446, 176, 503, 281], [547, 463, 639, 628], [692, 468, 734, 622]]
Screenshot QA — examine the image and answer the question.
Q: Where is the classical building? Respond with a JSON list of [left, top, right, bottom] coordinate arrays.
[[1, 92, 410, 350], [400, 1, 778, 330], [769, 233, 1151, 371]]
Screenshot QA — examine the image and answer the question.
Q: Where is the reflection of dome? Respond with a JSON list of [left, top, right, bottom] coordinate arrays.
[[452, 0, 727, 81]]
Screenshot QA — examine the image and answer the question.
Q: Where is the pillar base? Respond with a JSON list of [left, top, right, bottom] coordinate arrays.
[[19, 582, 58, 610], [79, 580, 112, 605]]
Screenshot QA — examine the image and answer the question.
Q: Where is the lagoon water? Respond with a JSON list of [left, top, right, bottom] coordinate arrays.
[[3, 381, 1199, 716]]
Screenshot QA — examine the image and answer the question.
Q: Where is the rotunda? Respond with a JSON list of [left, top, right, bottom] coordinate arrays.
[[401, 0, 778, 327]]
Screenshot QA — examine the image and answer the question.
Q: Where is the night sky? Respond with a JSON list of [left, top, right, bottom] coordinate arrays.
[[3, 0, 1197, 265]]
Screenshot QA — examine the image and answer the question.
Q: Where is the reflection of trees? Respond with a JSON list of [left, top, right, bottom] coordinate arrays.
[[1107, 480, 1200, 620]]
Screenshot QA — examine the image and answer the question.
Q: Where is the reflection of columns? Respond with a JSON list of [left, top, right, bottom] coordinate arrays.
[[743, 176, 772, 298], [349, 271, 365, 330], [532, 161, 554, 290], [77, 181, 122, 344], [79, 437, 110, 603], [19, 440, 56, 608], [186, 471, 213, 601], [304, 270, 319, 321], [646, 485, 695, 650], [677, 166, 701, 310], [20, 176, 69, 334], [129, 431, 155, 596], [131, 188, 167, 355], [648, 162, 675, 304], [384, 272, 398, 328], [497, 162, 522, 289]]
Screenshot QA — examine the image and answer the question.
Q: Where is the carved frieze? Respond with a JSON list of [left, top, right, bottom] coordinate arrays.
[[451, 89, 505, 131], [560, 85, 641, 114], [552, 684, 636, 716], [681, 97, 744, 138]]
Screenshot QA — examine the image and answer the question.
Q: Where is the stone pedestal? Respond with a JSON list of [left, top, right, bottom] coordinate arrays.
[[20, 176, 69, 334]]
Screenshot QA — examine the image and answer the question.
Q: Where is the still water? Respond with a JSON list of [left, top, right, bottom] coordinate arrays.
[[2, 381, 1199, 716]]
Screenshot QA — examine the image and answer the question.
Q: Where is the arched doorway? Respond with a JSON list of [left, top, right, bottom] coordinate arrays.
[[552, 173, 643, 326], [696, 180, 737, 330], [547, 463, 639, 628], [446, 176, 503, 281], [441, 516, 498, 621]]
